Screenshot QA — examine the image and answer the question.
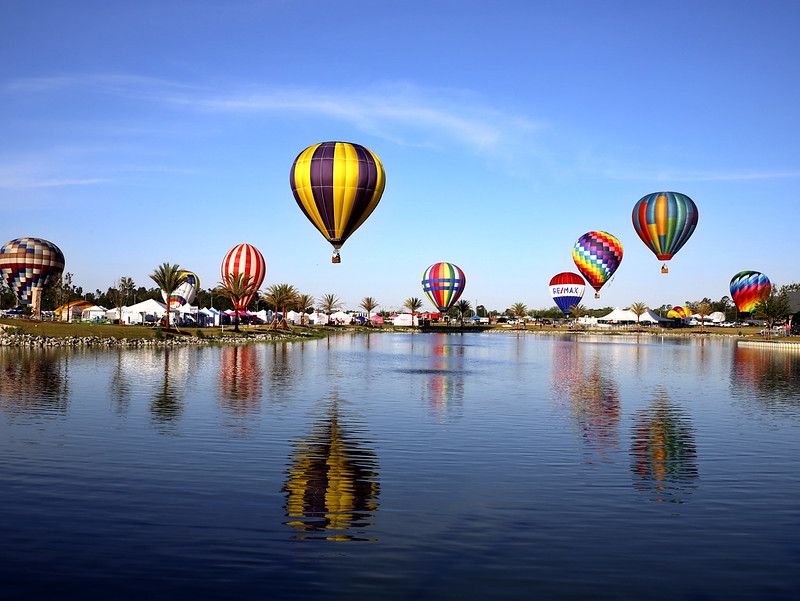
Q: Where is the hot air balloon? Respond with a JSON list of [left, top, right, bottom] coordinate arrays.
[[632, 191, 698, 273], [290, 141, 386, 263], [221, 244, 266, 310], [0, 237, 65, 316], [666, 306, 691, 319], [421, 262, 466, 313], [162, 270, 200, 309], [730, 271, 771, 313], [549, 272, 586, 315], [572, 231, 623, 298]]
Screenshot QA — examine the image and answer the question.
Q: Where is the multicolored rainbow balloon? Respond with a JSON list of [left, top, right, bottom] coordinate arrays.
[[421, 262, 466, 313], [162, 270, 200, 308], [632, 191, 698, 273], [729, 271, 771, 313], [572, 231, 623, 298], [549, 272, 586, 315]]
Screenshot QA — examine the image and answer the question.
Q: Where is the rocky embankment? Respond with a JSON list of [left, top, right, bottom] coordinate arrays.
[[0, 331, 312, 347]]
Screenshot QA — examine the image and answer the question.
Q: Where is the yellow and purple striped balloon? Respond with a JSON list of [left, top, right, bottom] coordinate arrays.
[[290, 141, 385, 262]]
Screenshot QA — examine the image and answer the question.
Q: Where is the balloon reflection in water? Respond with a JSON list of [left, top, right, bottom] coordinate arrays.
[[549, 340, 620, 462], [630, 396, 698, 503], [731, 346, 800, 416], [284, 403, 380, 540], [219, 346, 262, 420], [0, 348, 68, 415], [427, 337, 465, 422]]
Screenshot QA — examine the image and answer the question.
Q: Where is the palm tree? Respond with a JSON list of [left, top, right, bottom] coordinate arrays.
[[403, 297, 423, 324], [629, 302, 649, 329], [150, 263, 187, 329], [263, 283, 299, 330], [295, 293, 315, 326], [214, 272, 259, 332], [319, 293, 341, 325], [453, 299, 472, 326], [695, 301, 713, 330], [360, 296, 379, 326], [510, 302, 528, 328]]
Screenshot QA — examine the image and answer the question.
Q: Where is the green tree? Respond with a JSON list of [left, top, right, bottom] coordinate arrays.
[[403, 297, 423, 316], [295, 293, 315, 326], [360, 296, 379, 326], [319, 293, 342, 324], [629, 302, 649, 329], [694, 301, 713, 329], [214, 272, 258, 332], [263, 283, 299, 330], [754, 285, 792, 329], [453, 299, 472, 326], [510, 302, 528, 327], [150, 264, 187, 329]]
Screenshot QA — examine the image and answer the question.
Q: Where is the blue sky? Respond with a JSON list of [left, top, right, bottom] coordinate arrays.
[[2, 1, 798, 313]]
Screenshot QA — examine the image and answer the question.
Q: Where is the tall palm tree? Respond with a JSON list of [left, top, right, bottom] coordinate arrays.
[[629, 302, 649, 329], [295, 293, 315, 326], [510, 302, 528, 327], [150, 263, 187, 329], [214, 272, 259, 332], [320, 293, 341, 324], [403, 297, 423, 322], [694, 301, 713, 330], [360, 296, 379, 326], [453, 299, 472, 326], [264, 283, 299, 330]]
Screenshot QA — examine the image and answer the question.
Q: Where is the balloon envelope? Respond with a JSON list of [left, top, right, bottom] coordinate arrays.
[[290, 141, 385, 261], [162, 270, 200, 308], [572, 231, 623, 295], [730, 271, 771, 313], [632, 191, 698, 265], [221, 244, 266, 310], [549, 272, 586, 315], [421, 263, 466, 312], [667, 306, 691, 319], [0, 237, 65, 305]]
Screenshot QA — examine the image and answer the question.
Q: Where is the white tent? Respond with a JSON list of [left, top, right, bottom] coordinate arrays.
[[599, 307, 669, 323], [392, 313, 419, 326], [81, 305, 108, 321], [120, 299, 168, 325]]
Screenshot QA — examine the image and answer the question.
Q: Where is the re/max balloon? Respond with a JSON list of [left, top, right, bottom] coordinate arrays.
[[162, 270, 200, 309], [632, 191, 698, 273], [0, 237, 65, 305], [290, 141, 386, 263], [572, 231, 623, 298], [729, 271, 771, 313], [221, 244, 266, 310], [549, 272, 585, 315], [421, 262, 466, 312]]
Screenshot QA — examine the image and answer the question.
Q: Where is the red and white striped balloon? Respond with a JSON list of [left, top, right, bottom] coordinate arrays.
[[221, 243, 266, 309]]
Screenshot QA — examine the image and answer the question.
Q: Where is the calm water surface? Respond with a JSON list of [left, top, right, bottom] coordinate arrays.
[[1, 333, 798, 600]]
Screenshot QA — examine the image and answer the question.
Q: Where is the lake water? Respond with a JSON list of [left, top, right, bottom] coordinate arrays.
[[1, 332, 798, 600]]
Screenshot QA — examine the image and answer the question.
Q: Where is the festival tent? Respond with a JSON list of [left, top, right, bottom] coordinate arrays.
[[599, 307, 670, 324], [308, 311, 329, 325], [392, 313, 419, 326], [81, 305, 108, 321], [55, 300, 96, 321], [120, 299, 168, 325]]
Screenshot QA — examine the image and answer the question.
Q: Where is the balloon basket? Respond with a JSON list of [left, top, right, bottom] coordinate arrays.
[[331, 250, 341, 264], [661, 264, 669, 274], [594, 293, 600, 299]]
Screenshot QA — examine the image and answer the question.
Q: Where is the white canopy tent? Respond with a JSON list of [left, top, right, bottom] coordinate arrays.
[[119, 299, 168, 325], [598, 307, 670, 323], [81, 305, 108, 321]]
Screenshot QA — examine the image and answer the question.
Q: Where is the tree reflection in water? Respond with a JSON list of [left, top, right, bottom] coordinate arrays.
[[149, 347, 183, 429], [630, 392, 698, 503], [0, 347, 69, 416], [731, 346, 800, 418], [283, 401, 380, 541]]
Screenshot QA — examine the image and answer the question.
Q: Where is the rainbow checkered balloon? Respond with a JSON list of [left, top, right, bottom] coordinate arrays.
[[572, 231, 623, 296], [0, 237, 65, 305]]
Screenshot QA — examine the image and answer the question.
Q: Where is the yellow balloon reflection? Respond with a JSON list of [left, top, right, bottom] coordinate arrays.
[[630, 393, 698, 503], [283, 402, 380, 541]]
